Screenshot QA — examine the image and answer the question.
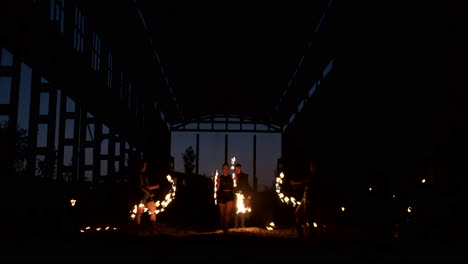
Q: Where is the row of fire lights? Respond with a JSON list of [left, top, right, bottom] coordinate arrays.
[[68, 157, 426, 233], [275, 172, 425, 218]]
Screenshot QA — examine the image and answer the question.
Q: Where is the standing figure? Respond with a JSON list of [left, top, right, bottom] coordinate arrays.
[[291, 160, 319, 238], [233, 163, 252, 228], [135, 160, 160, 235], [216, 162, 237, 234]]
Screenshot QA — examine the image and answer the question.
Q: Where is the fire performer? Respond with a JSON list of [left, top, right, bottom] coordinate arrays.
[[233, 163, 252, 228], [134, 160, 160, 235], [290, 160, 318, 238], [216, 162, 238, 233]]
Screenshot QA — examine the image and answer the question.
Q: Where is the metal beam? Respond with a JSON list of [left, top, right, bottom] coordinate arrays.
[[171, 128, 281, 133], [196, 133, 199, 175], [253, 134, 257, 193], [171, 114, 282, 133], [224, 134, 228, 164]]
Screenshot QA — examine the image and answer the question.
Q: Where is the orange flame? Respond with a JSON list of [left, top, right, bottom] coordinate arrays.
[[235, 192, 251, 214]]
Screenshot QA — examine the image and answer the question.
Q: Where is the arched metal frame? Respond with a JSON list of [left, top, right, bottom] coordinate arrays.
[[171, 114, 282, 133]]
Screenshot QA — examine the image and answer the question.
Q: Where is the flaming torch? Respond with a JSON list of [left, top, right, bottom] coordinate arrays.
[[213, 170, 219, 205], [128, 174, 177, 219], [154, 174, 176, 214], [275, 172, 300, 207], [231, 156, 252, 215], [235, 192, 252, 214], [231, 156, 237, 188]]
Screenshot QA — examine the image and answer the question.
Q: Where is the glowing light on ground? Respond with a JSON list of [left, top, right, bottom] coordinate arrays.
[[80, 225, 119, 233], [70, 199, 76, 206], [266, 222, 275, 230]]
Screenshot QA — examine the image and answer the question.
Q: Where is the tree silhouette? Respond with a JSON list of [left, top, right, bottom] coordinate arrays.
[[182, 146, 196, 175], [15, 127, 28, 176], [0, 121, 29, 176]]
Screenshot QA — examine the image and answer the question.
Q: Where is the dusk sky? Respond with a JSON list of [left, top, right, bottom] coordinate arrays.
[[171, 131, 281, 191]]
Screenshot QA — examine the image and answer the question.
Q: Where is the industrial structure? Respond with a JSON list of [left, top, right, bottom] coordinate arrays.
[[0, 0, 465, 241]]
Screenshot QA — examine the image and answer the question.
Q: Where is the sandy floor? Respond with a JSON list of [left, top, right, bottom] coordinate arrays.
[[2, 222, 468, 261], [153, 223, 300, 238]]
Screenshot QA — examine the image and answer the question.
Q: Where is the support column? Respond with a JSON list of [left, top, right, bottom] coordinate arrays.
[[253, 134, 257, 193], [78, 106, 87, 183], [71, 101, 81, 184], [224, 134, 228, 164], [93, 122, 102, 185], [108, 129, 116, 177], [196, 133, 199, 175], [42, 83, 57, 181], [56, 91, 66, 183], [6, 53, 21, 178]]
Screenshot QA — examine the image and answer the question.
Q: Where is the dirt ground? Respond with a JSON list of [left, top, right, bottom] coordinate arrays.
[[2, 221, 468, 261]]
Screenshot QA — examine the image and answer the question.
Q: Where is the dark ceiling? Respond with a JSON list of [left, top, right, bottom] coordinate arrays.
[[134, 0, 332, 127]]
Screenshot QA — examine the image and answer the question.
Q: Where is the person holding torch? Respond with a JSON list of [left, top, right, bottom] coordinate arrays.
[[291, 160, 319, 238], [216, 162, 238, 234]]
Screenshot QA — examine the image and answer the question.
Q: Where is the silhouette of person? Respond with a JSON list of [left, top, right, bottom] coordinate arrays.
[[134, 160, 160, 235], [233, 163, 252, 228], [291, 160, 319, 238], [216, 162, 237, 233]]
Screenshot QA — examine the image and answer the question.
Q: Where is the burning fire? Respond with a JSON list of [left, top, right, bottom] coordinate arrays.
[[266, 222, 275, 230], [70, 199, 76, 207], [235, 192, 252, 214], [231, 157, 236, 170], [231, 156, 237, 188], [129, 174, 176, 219], [213, 170, 219, 205], [80, 225, 119, 233], [153, 174, 176, 214], [275, 172, 300, 207]]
